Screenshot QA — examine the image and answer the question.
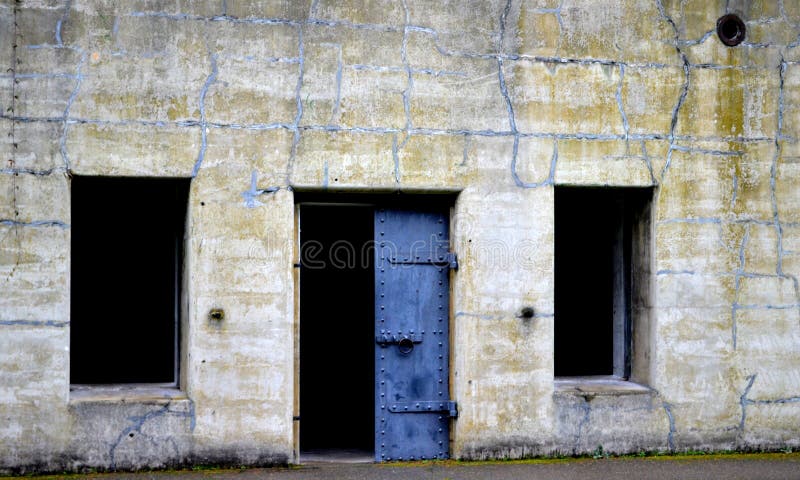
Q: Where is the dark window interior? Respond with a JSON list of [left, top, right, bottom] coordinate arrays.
[[70, 176, 189, 385], [299, 205, 375, 452], [554, 187, 650, 378]]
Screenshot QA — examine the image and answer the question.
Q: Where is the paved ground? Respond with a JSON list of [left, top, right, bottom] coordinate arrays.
[[7, 453, 800, 480]]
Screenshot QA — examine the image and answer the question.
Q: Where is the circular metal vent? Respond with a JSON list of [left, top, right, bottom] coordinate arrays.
[[717, 14, 746, 46]]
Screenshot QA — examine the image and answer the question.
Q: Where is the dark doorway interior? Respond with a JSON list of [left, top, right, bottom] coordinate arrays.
[[554, 188, 616, 376], [299, 205, 375, 453], [71, 176, 189, 384], [554, 187, 651, 378]]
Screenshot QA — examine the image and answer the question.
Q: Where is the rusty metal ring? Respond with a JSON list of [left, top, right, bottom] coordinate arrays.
[[398, 337, 414, 355]]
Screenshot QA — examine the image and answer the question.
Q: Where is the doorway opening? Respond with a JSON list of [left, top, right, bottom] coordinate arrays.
[[299, 205, 375, 459], [554, 186, 653, 379]]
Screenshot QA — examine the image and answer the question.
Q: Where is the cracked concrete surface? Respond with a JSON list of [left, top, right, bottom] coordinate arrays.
[[2, 0, 800, 473]]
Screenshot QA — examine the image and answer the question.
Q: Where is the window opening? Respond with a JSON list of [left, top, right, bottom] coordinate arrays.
[[70, 176, 189, 385], [554, 187, 652, 378]]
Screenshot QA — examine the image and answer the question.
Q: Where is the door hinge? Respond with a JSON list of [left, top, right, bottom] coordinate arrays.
[[444, 252, 458, 270], [387, 400, 458, 418]]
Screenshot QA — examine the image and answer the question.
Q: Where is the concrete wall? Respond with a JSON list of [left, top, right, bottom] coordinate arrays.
[[2, 0, 799, 472]]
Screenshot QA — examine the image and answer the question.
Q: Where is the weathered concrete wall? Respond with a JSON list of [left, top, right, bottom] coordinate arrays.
[[1, 0, 799, 472]]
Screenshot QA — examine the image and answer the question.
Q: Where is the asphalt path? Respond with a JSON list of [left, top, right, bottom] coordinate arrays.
[[9, 453, 800, 480]]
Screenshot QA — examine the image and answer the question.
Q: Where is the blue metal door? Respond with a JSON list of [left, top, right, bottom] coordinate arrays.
[[374, 208, 456, 462]]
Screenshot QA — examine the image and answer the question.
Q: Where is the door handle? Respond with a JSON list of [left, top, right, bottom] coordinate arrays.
[[375, 332, 423, 349]]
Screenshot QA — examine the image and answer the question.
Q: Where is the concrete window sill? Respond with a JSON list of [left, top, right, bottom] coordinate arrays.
[[69, 384, 187, 404], [554, 376, 651, 396]]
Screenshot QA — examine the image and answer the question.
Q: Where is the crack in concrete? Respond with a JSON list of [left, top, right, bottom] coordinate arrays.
[[771, 57, 800, 315], [191, 36, 218, 178], [330, 44, 343, 126], [285, 25, 305, 184], [499, 0, 532, 189], [735, 374, 800, 444], [129, 10, 401, 33], [3, 109, 790, 145], [392, 133, 400, 184], [662, 402, 676, 451], [55, 0, 72, 47], [656, 269, 696, 275], [1, 167, 66, 176], [655, 0, 690, 182], [0, 219, 69, 228], [59, 50, 86, 171], [640, 140, 657, 184], [738, 373, 757, 442], [399, 0, 413, 154], [241, 170, 280, 208], [573, 397, 592, 454], [732, 224, 751, 350], [108, 401, 195, 469], [616, 64, 630, 142], [0, 320, 69, 327]]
